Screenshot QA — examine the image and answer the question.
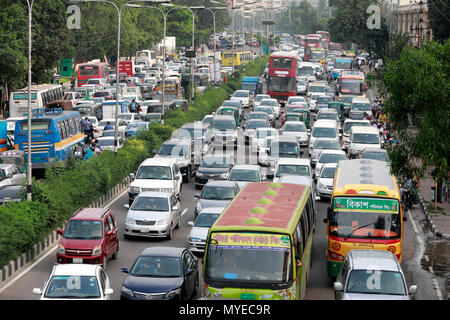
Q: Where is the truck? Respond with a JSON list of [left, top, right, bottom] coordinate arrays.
[[240, 76, 263, 96], [101, 100, 129, 119], [115, 61, 134, 78], [154, 36, 177, 56]]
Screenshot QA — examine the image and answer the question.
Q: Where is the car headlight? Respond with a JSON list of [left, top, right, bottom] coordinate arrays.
[[129, 186, 140, 193], [157, 219, 169, 225], [220, 173, 229, 179], [121, 286, 134, 297], [165, 288, 181, 299], [57, 244, 65, 255], [318, 182, 326, 189], [196, 172, 204, 177], [125, 217, 134, 224], [92, 245, 102, 256]]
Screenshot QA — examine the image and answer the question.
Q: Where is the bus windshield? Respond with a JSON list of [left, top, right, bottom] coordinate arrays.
[[205, 233, 292, 286], [272, 57, 292, 69], [334, 60, 352, 69], [341, 80, 363, 94], [329, 197, 401, 240], [79, 65, 99, 76]]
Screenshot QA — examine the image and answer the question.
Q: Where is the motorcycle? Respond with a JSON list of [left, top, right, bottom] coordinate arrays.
[[401, 187, 414, 210]]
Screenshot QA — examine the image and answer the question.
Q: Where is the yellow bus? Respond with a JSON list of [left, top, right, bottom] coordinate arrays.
[[202, 181, 315, 300], [324, 159, 405, 277], [221, 51, 253, 69]]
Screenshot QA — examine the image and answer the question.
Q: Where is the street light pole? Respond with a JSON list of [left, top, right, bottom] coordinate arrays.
[[26, 0, 35, 201], [204, 7, 228, 84]]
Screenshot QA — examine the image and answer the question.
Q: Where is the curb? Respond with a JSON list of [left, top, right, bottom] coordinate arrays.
[[0, 176, 131, 291], [417, 192, 450, 240]]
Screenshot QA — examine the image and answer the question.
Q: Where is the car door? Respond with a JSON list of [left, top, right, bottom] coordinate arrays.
[[107, 214, 118, 256], [172, 163, 182, 196], [182, 250, 196, 297], [336, 259, 350, 300], [170, 194, 181, 227]]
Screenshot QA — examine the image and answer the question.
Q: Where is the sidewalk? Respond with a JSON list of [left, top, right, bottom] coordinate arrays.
[[417, 177, 450, 238]]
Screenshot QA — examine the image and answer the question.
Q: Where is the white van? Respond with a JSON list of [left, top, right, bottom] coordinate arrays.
[[348, 126, 381, 159], [350, 97, 372, 116], [308, 120, 340, 156]]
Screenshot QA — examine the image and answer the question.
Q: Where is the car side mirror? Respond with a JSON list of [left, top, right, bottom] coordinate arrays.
[[193, 193, 200, 199], [104, 288, 114, 295], [32, 288, 42, 295], [120, 267, 129, 274], [57, 229, 64, 236], [129, 173, 135, 180], [333, 282, 343, 291], [409, 285, 418, 295], [124, 204, 130, 209], [188, 221, 194, 227]]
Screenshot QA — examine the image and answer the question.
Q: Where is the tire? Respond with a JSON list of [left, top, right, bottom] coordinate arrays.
[[167, 225, 173, 240], [183, 167, 191, 183], [112, 243, 119, 260], [102, 256, 107, 271]]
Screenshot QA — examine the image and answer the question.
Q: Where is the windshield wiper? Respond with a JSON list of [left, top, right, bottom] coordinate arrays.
[[344, 222, 376, 241]]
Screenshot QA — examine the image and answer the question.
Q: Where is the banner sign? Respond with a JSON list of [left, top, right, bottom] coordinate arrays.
[[211, 232, 291, 250], [333, 197, 399, 214]]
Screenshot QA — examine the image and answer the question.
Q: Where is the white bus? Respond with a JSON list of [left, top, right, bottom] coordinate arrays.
[[135, 50, 156, 67], [9, 84, 64, 118]]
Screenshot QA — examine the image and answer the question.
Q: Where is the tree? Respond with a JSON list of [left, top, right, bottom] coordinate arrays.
[[276, 1, 327, 35], [427, 0, 450, 43], [377, 40, 450, 183]]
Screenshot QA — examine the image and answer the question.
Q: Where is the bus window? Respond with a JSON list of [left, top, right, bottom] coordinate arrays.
[[300, 214, 308, 246], [294, 223, 303, 256]]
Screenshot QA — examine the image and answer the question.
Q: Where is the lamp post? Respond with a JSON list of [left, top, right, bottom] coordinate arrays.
[[69, 0, 168, 157], [26, 0, 35, 201]]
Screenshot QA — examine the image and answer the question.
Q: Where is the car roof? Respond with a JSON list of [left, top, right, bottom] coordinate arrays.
[[322, 163, 338, 168], [313, 120, 338, 127], [71, 207, 109, 220], [319, 149, 345, 155], [204, 180, 237, 187], [278, 175, 313, 186], [350, 126, 379, 134], [277, 158, 311, 165], [352, 97, 370, 103], [139, 246, 185, 257], [139, 157, 176, 166], [363, 148, 387, 153], [136, 191, 171, 198], [348, 250, 400, 272], [231, 164, 260, 170], [162, 139, 191, 146], [213, 115, 235, 120], [344, 119, 370, 124], [273, 136, 299, 142], [0, 164, 15, 169], [52, 263, 99, 276], [199, 207, 225, 215]]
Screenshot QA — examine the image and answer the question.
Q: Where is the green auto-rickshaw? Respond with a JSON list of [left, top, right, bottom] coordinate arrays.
[[328, 102, 345, 122], [216, 106, 240, 127]]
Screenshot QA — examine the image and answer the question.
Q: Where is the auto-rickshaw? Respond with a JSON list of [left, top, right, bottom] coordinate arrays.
[[0, 150, 25, 172], [216, 106, 240, 127], [283, 106, 310, 128], [328, 102, 345, 122]]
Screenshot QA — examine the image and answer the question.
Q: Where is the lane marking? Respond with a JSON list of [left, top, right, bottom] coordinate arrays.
[[432, 278, 443, 300], [181, 208, 188, 217], [407, 209, 423, 244]]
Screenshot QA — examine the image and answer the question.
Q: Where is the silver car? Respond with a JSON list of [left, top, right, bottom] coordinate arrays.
[[280, 121, 309, 147], [334, 250, 418, 300], [123, 191, 181, 240], [187, 207, 223, 253], [228, 164, 266, 189], [193, 180, 240, 217]]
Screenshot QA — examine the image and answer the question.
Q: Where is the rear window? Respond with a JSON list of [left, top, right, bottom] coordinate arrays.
[[19, 120, 50, 131]]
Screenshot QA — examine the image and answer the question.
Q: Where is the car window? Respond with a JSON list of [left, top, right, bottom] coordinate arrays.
[[107, 215, 115, 230], [104, 219, 110, 236]]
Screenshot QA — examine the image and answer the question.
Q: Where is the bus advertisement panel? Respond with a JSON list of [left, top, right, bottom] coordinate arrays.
[[267, 52, 298, 104], [203, 182, 315, 300], [324, 159, 404, 277]]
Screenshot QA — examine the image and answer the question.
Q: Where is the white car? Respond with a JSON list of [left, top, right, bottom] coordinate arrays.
[[273, 158, 312, 182], [259, 98, 280, 119], [287, 96, 307, 105], [280, 121, 309, 147], [314, 149, 347, 179], [96, 118, 128, 137], [342, 119, 371, 151], [187, 207, 223, 253], [123, 191, 181, 240], [257, 136, 276, 166], [230, 90, 252, 109], [310, 138, 342, 166], [96, 136, 123, 151], [117, 112, 142, 125], [253, 94, 271, 108], [252, 127, 279, 153], [308, 93, 327, 112], [32, 264, 113, 300], [227, 164, 266, 189], [316, 163, 337, 200], [296, 78, 307, 95]]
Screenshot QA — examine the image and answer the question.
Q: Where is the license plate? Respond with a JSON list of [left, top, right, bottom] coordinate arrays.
[[73, 258, 83, 263], [141, 228, 150, 233]]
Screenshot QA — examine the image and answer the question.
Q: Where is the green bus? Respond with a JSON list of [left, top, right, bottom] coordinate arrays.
[[202, 181, 315, 300]]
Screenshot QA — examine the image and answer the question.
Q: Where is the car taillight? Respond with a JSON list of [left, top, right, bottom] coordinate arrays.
[[328, 250, 345, 261]]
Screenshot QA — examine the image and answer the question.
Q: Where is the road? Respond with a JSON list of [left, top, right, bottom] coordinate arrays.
[[0, 80, 442, 301]]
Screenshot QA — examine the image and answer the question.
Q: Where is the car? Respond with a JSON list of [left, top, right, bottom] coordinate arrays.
[[361, 148, 390, 162], [202, 114, 213, 128], [287, 96, 307, 105], [257, 136, 277, 166], [101, 129, 126, 140], [348, 110, 366, 120], [273, 158, 312, 182], [124, 121, 149, 138], [228, 164, 266, 189], [120, 247, 199, 300], [314, 149, 347, 179], [308, 93, 327, 112], [194, 154, 235, 189], [253, 106, 275, 126], [296, 78, 307, 95], [316, 109, 341, 131], [307, 81, 327, 99], [96, 136, 123, 151], [310, 138, 342, 166], [351, 97, 372, 117], [253, 94, 271, 108], [117, 112, 142, 125], [348, 126, 381, 159], [316, 96, 334, 114], [187, 207, 223, 253], [128, 158, 183, 205], [174, 122, 212, 154], [96, 118, 127, 137], [123, 191, 181, 240], [230, 89, 252, 109], [308, 119, 340, 156], [342, 119, 371, 151], [316, 163, 337, 200], [333, 250, 418, 300], [246, 111, 270, 123], [32, 264, 113, 300], [243, 119, 270, 145], [280, 121, 309, 147], [0, 185, 22, 205], [259, 98, 280, 119], [221, 100, 243, 119], [193, 180, 240, 216], [56, 207, 119, 270], [0, 164, 26, 188], [264, 136, 303, 178], [252, 127, 279, 154], [209, 115, 238, 150]]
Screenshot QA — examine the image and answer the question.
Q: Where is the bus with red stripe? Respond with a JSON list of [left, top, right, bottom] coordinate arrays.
[[315, 31, 330, 50], [76, 61, 109, 87], [267, 51, 298, 105], [305, 34, 322, 48]]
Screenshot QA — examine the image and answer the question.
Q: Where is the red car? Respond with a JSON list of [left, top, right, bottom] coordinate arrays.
[[57, 207, 119, 270]]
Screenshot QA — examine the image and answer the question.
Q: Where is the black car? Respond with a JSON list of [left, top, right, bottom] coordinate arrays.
[[0, 185, 22, 205], [120, 247, 199, 300], [194, 154, 234, 189]]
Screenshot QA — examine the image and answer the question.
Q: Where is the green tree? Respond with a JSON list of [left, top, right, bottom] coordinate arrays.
[[427, 0, 450, 43], [377, 40, 450, 182], [276, 1, 327, 35]]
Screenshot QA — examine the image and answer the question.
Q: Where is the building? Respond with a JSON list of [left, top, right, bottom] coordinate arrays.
[[396, 0, 432, 46]]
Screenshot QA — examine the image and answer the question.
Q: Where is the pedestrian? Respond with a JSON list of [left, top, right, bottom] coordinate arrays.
[[104, 121, 113, 131], [368, 60, 372, 72], [82, 117, 93, 140], [379, 111, 387, 124], [129, 99, 137, 113], [375, 61, 379, 72]]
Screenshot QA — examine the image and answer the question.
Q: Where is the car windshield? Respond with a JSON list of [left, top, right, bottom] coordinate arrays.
[[260, 100, 277, 107], [321, 166, 336, 178], [298, 67, 314, 76], [229, 169, 260, 182], [352, 133, 379, 144], [271, 141, 299, 156], [284, 123, 307, 132], [318, 97, 332, 104], [342, 96, 355, 104], [201, 157, 230, 168], [312, 127, 337, 138], [349, 112, 365, 120], [158, 144, 187, 157], [44, 275, 101, 298], [127, 122, 147, 129], [248, 113, 267, 120], [352, 103, 371, 111], [254, 107, 272, 114], [297, 80, 306, 86], [201, 186, 235, 200], [309, 86, 325, 92], [97, 139, 114, 147], [344, 122, 370, 134], [194, 213, 220, 228], [213, 120, 236, 131], [136, 166, 172, 180], [131, 256, 181, 277], [363, 151, 389, 162], [218, 109, 235, 116], [255, 95, 269, 102], [256, 130, 277, 138], [233, 91, 248, 98], [314, 140, 341, 150], [318, 113, 339, 121], [247, 121, 267, 129], [118, 114, 133, 120], [222, 102, 240, 108], [63, 220, 103, 240], [346, 270, 406, 296], [131, 196, 169, 212], [319, 153, 346, 163], [276, 165, 310, 177]]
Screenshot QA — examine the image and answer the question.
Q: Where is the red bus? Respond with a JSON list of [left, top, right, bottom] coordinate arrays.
[[315, 31, 330, 49], [329, 42, 343, 54], [305, 34, 321, 48], [77, 62, 109, 87], [267, 52, 298, 105]]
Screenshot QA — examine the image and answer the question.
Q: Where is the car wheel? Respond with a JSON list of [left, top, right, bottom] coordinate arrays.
[[102, 256, 107, 270], [183, 167, 191, 183], [112, 243, 119, 260], [167, 225, 173, 240], [175, 216, 181, 229]]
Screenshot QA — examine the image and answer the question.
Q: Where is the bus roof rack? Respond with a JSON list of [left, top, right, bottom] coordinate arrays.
[[32, 108, 63, 118]]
